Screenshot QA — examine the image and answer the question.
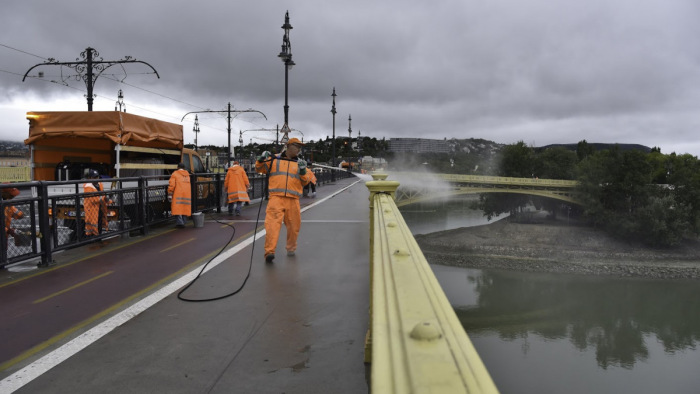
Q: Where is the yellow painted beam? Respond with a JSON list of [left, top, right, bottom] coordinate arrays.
[[367, 179, 499, 393]]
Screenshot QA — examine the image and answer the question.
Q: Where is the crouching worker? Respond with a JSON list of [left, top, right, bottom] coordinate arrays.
[[168, 162, 192, 228], [2, 186, 24, 249], [83, 169, 111, 236], [255, 138, 311, 263]]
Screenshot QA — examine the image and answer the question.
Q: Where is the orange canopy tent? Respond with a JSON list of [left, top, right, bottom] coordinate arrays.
[[25, 111, 183, 149]]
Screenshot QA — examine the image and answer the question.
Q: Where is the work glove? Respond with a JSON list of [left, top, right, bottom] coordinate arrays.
[[7, 228, 16, 237], [297, 159, 307, 175], [256, 151, 272, 162]]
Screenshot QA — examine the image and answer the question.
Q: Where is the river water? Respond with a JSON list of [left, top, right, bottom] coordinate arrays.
[[400, 196, 700, 394]]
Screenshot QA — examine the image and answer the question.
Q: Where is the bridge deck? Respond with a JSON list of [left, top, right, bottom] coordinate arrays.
[[0, 177, 370, 393]]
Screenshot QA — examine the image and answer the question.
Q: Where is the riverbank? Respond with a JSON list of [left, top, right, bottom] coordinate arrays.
[[415, 219, 700, 280]]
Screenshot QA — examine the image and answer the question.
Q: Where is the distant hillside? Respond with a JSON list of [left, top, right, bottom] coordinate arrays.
[[447, 138, 504, 156], [0, 140, 29, 157], [538, 142, 652, 153]]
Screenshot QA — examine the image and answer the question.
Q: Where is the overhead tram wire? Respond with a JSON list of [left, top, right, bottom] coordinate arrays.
[[0, 43, 49, 60], [4, 43, 260, 131]]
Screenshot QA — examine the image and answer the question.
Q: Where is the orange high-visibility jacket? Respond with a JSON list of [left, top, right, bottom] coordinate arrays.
[[308, 168, 318, 185], [255, 155, 311, 199], [224, 165, 250, 203], [168, 168, 192, 216]]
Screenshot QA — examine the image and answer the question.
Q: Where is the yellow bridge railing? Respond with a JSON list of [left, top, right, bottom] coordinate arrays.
[[0, 166, 31, 182], [366, 174, 498, 393]]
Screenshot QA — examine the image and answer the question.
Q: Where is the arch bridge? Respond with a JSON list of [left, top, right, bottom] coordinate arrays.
[[389, 172, 581, 207]]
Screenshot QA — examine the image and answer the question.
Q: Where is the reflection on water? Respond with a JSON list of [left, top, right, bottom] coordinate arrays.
[[400, 198, 700, 392], [431, 265, 700, 393]]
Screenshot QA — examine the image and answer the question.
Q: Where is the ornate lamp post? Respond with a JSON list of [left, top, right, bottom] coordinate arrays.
[[23, 47, 159, 111], [331, 87, 337, 182], [278, 11, 295, 143], [182, 103, 266, 164], [193, 115, 200, 151], [115, 89, 126, 112]]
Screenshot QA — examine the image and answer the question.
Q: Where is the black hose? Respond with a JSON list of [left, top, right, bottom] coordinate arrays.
[[177, 153, 298, 302], [177, 182, 267, 302]]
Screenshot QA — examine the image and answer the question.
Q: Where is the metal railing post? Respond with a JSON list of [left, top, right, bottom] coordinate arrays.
[[191, 174, 198, 213], [138, 177, 148, 235], [215, 173, 222, 213], [0, 198, 6, 268], [38, 181, 53, 267]]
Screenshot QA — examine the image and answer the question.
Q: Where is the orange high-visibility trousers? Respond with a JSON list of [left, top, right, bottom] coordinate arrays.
[[83, 182, 101, 236], [264, 195, 301, 257]]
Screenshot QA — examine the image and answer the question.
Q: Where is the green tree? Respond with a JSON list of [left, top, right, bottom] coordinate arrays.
[[665, 153, 700, 233], [575, 147, 699, 246], [534, 146, 578, 180], [576, 139, 595, 161], [499, 141, 534, 177], [479, 141, 534, 221]]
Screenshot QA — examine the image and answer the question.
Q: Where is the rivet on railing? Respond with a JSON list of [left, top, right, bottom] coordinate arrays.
[[410, 321, 442, 341], [393, 249, 410, 257]]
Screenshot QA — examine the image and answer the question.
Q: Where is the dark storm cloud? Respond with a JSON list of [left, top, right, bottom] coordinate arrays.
[[2, 0, 700, 155]]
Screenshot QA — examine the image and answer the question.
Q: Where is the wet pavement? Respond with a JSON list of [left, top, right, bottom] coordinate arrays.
[[0, 176, 370, 393]]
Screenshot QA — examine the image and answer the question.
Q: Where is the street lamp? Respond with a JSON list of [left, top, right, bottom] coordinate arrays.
[[181, 103, 266, 165], [331, 87, 337, 181], [193, 115, 200, 151], [23, 47, 159, 111], [115, 89, 125, 112], [278, 10, 295, 143]]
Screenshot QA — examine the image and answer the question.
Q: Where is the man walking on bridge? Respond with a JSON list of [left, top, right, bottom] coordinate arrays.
[[255, 138, 311, 263], [168, 163, 192, 228], [224, 161, 250, 216]]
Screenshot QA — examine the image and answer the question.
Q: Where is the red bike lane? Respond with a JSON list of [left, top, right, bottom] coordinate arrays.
[[0, 214, 261, 371]]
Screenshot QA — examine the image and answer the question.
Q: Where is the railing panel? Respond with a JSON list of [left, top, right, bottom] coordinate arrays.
[[0, 166, 31, 182]]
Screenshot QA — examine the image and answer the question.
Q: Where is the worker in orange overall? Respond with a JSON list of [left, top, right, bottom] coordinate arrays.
[[83, 169, 110, 237], [255, 138, 311, 263], [2, 186, 24, 249], [168, 162, 192, 228], [224, 161, 250, 216]]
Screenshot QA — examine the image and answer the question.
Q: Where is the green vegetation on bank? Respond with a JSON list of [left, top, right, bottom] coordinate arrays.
[[475, 140, 700, 248]]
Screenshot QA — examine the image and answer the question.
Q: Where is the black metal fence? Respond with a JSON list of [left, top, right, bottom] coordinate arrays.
[[1, 169, 353, 269]]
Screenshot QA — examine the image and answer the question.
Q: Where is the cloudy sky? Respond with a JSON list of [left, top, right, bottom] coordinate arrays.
[[2, 0, 699, 156]]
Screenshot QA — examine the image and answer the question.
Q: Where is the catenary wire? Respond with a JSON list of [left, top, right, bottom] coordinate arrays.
[[1, 43, 267, 137]]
